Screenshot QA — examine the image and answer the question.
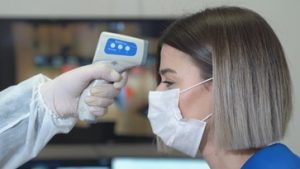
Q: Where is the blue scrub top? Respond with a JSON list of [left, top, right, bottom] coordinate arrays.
[[242, 143, 300, 169]]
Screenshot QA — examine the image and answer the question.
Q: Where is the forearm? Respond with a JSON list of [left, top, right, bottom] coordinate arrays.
[[0, 74, 76, 169]]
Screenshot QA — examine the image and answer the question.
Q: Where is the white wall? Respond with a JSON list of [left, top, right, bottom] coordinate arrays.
[[0, 0, 299, 154]]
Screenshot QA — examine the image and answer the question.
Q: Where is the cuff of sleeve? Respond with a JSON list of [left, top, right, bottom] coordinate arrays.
[[33, 74, 77, 134]]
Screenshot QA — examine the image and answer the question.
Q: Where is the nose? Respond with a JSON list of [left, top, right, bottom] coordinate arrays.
[[155, 83, 166, 91]]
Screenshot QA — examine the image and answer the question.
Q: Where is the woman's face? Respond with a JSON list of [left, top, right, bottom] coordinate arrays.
[[157, 44, 213, 120]]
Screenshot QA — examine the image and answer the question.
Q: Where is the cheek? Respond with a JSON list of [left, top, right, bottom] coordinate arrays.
[[179, 88, 212, 119]]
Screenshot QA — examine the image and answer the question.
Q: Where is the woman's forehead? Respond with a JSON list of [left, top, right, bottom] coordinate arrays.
[[160, 44, 202, 79]]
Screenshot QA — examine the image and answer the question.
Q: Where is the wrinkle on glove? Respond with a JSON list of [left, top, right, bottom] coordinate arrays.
[[0, 74, 76, 169]]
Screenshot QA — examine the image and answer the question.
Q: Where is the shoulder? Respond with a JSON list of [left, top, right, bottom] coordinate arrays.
[[242, 143, 300, 169]]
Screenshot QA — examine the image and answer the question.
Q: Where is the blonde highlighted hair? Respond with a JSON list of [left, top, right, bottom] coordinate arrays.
[[157, 6, 292, 150]]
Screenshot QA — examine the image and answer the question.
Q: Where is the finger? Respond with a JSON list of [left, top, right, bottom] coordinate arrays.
[[92, 63, 121, 82], [89, 107, 107, 116], [85, 96, 114, 107], [90, 84, 119, 98], [78, 63, 121, 84], [113, 71, 128, 89]]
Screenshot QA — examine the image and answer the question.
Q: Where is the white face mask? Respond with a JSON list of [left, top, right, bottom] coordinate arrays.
[[147, 78, 213, 157]]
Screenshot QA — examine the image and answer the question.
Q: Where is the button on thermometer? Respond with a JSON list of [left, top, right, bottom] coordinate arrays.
[[78, 32, 148, 122]]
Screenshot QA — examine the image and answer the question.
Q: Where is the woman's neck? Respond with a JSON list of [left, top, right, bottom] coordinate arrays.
[[201, 142, 257, 169]]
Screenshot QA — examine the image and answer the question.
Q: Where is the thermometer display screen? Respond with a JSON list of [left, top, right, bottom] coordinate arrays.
[[104, 38, 137, 56]]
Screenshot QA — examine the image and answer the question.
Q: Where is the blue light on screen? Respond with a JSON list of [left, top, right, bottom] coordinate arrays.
[[104, 38, 137, 56], [112, 157, 210, 169]]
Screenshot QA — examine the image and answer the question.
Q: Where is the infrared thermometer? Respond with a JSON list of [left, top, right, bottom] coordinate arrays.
[[78, 32, 148, 122]]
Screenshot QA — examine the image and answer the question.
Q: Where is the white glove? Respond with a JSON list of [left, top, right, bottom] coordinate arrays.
[[40, 62, 128, 118]]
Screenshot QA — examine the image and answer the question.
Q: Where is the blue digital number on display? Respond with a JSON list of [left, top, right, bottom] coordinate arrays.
[[104, 38, 137, 56]]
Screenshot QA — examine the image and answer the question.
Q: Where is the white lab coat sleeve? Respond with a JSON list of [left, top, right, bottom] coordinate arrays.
[[0, 74, 77, 169]]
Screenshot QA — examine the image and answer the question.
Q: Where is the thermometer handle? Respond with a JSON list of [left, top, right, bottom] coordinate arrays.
[[78, 61, 126, 123], [78, 78, 109, 122]]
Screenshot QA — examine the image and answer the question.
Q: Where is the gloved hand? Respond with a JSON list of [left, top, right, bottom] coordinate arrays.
[[40, 62, 128, 118]]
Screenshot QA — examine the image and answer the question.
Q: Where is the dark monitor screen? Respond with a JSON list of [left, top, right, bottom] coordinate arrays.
[[18, 159, 111, 169]]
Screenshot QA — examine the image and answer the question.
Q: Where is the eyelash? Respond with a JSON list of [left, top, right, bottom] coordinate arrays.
[[161, 80, 174, 87]]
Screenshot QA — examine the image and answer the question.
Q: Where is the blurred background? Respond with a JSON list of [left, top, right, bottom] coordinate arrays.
[[0, 18, 171, 136], [0, 0, 299, 169]]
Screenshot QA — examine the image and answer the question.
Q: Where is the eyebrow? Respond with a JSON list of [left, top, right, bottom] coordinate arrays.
[[159, 68, 177, 75]]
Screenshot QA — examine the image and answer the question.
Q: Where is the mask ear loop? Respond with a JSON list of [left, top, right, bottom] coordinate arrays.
[[202, 113, 213, 121], [181, 78, 213, 93]]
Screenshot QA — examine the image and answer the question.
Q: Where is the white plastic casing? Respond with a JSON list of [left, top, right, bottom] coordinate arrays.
[[78, 32, 148, 122]]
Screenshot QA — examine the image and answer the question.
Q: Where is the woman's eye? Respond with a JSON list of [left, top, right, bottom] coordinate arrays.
[[161, 80, 174, 87]]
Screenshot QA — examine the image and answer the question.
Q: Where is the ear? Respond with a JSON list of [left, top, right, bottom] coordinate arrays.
[[204, 81, 213, 92]]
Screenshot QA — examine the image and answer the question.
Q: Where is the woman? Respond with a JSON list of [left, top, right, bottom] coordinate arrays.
[[147, 6, 300, 168]]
